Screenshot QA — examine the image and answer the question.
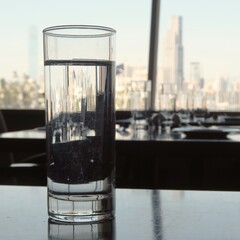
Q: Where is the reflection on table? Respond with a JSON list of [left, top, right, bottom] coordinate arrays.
[[1, 186, 240, 240], [49, 218, 115, 240]]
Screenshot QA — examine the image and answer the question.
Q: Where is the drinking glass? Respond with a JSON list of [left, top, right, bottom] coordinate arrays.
[[158, 83, 177, 112], [130, 80, 151, 130], [43, 25, 116, 222]]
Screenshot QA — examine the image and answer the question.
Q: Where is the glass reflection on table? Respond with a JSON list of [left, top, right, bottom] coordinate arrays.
[[48, 218, 115, 240]]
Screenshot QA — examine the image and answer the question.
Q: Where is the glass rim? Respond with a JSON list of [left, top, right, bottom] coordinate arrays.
[[43, 25, 116, 38]]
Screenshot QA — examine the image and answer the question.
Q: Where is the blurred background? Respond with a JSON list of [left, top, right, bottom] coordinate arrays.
[[1, 0, 240, 112]]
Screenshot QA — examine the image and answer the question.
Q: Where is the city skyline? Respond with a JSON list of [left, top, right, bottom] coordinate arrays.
[[156, 14, 240, 111], [1, 1, 240, 111]]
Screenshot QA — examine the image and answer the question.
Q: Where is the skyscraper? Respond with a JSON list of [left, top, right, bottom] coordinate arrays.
[[159, 16, 184, 92], [29, 26, 38, 81]]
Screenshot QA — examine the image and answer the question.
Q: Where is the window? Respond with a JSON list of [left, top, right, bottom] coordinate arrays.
[[1, 1, 239, 112], [0, 0, 151, 109]]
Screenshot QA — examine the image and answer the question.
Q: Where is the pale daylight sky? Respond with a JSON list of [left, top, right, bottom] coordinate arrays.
[[0, 0, 240, 83]]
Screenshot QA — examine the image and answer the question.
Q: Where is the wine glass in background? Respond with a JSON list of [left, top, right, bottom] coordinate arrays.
[[158, 82, 177, 112], [130, 80, 151, 133], [157, 83, 177, 132]]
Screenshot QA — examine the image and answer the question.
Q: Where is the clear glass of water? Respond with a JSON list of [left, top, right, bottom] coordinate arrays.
[[43, 25, 116, 222]]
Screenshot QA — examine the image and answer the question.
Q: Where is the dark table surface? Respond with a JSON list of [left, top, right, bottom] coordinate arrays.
[[0, 129, 46, 152], [1, 126, 240, 189], [1, 185, 240, 239]]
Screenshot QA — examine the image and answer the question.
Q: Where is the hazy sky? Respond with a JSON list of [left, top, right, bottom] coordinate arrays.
[[0, 0, 151, 80], [1, 0, 240, 82]]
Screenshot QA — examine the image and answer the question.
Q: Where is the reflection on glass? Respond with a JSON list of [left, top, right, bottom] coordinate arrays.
[[48, 218, 115, 240]]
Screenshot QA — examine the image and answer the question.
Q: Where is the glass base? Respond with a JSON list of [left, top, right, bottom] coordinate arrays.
[[48, 194, 114, 223], [49, 212, 114, 223]]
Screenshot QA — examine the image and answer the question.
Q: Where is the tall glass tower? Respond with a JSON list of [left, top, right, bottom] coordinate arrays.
[[159, 16, 184, 92]]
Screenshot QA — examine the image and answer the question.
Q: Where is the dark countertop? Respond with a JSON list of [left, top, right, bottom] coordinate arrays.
[[1, 185, 240, 239], [1, 127, 240, 190]]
